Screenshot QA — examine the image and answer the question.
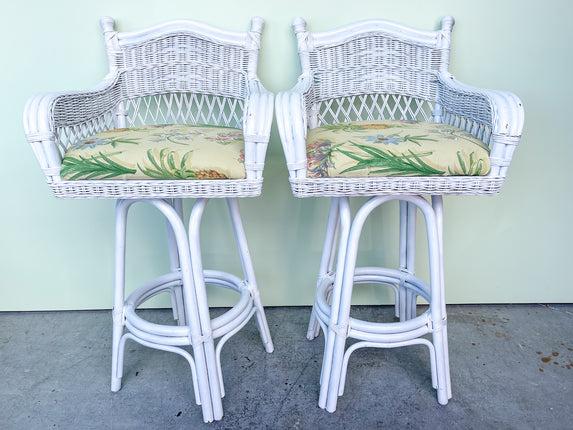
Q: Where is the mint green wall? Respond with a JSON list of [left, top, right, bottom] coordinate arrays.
[[1, 0, 571, 311]]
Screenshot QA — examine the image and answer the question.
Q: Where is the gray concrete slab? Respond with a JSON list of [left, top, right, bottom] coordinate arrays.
[[0, 305, 572, 429]]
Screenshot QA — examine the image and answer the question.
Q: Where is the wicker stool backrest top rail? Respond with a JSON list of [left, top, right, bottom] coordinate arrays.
[[103, 17, 260, 100]]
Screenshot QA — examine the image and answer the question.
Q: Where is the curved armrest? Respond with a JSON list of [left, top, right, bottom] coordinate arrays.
[[437, 72, 524, 177], [23, 75, 122, 181], [243, 80, 274, 180], [275, 75, 313, 179]]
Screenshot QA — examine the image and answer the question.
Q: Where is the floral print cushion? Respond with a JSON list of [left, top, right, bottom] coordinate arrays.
[[306, 120, 491, 178], [61, 124, 246, 180]]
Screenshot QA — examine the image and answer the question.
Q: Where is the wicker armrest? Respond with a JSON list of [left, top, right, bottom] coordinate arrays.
[[276, 75, 313, 179], [437, 72, 524, 177], [23, 75, 123, 180], [244, 80, 274, 179]]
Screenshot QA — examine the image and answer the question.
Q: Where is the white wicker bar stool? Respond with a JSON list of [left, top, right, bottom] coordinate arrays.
[[276, 17, 523, 412], [24, 17, 274, 423]]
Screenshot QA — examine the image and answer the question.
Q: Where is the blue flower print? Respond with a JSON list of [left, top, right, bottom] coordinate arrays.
[[363, 134, 403, 145], [69, 137, 110, 151]]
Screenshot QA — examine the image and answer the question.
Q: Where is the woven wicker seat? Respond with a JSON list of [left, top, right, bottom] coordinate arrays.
[[276, 17, 523, 412], [24, 17, 274, 423]]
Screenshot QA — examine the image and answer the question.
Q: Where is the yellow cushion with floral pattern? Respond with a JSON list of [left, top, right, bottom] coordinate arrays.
[[306, 120, 491, 178], [61, 124, 246, 180]]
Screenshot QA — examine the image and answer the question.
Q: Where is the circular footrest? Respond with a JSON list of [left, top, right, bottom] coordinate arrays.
[[315, 266, 434, 343], [124, 269, 254, 347]]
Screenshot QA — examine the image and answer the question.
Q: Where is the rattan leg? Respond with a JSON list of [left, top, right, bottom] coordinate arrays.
[[165, 199, 186, 326], [421, 195, 451, 405], [111, 199, 129, 393], [187, 199, 224, 420], [110, 197, 273, 422], [227, 198, 274, 353], [313, 195, 452, 413], [308, 198, 340, 340], [398, 201, 418, 321], [324, 197, 382, 413], [111, 199, 217, 422], [318, 197, 352, 410], [432, 195, 452, 400], [157, 198, 218, 422]]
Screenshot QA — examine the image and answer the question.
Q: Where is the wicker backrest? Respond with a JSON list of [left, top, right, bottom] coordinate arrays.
[[99, 17, 264, 128], [294, 17, 455, 126]]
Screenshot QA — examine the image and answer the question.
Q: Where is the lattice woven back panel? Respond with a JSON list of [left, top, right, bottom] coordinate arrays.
[[52, 92, 245, 159], [124, 93, 244, 128], [308, 93, 435, 127], [302, 32, 452, 132], [305, 94, 493, 146]]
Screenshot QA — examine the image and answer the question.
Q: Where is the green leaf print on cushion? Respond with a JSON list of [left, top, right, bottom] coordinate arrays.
[[449, 151, 486, 176], [138, 148, 196, 179], [61, 124, 246, 180], [138, 148, 229, 180], [338, 142, 445, 176], [305, 120, 491, 177], [60, 152, 137, 180]]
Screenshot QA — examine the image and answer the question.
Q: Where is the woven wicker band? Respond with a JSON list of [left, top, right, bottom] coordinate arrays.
[[49, 178, 263, 199], [290, 176, 504, 197]]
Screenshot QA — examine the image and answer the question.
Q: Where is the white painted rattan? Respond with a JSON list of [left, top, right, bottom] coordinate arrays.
[[24, 16, 273, 199], [112, 197, 274, 423], [276, 16, 524, 197], [276, 17, 524, 413], [23, 17, 274, 423], [307, 195, 451, 411]]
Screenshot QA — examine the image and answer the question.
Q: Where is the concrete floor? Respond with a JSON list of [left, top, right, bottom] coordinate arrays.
[[1, 304, 572, 429]]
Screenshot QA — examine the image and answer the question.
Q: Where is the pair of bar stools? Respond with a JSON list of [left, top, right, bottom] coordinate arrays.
[[23, 16, 523, 422]]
